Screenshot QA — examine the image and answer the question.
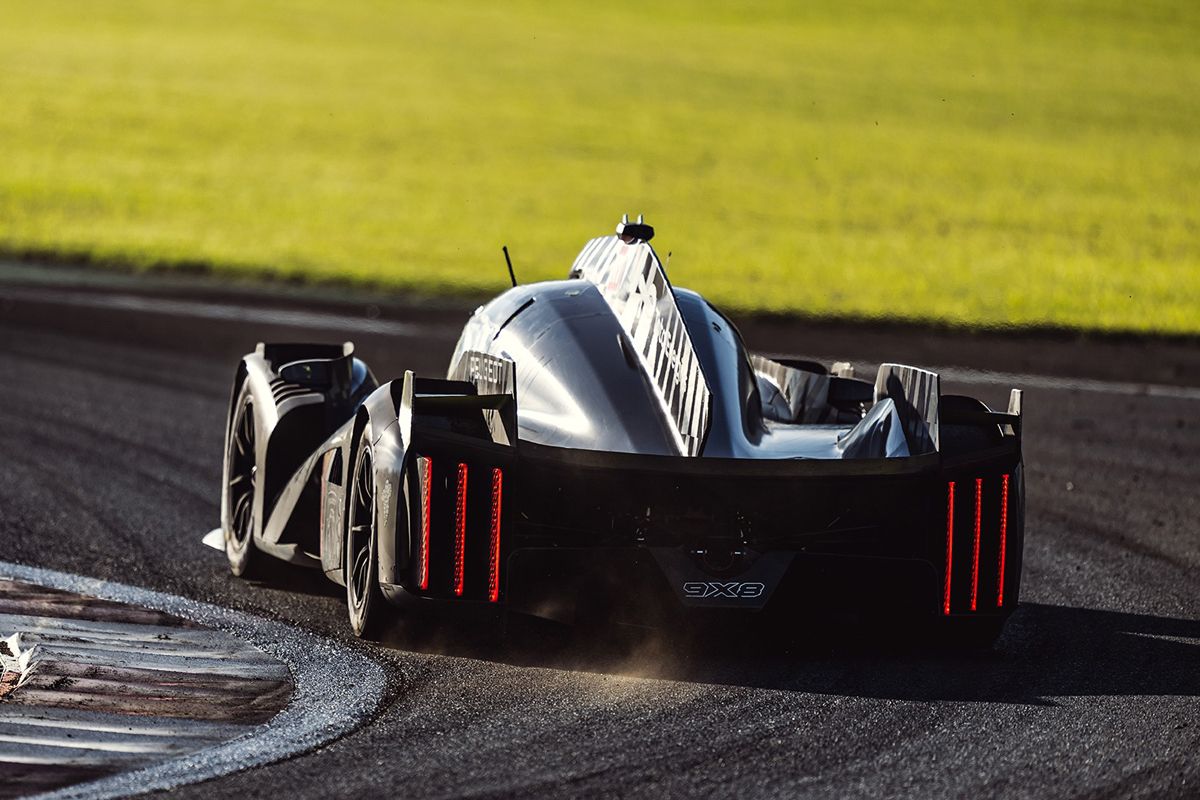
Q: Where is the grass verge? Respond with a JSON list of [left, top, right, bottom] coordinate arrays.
[[1, 1, 1197, 333]]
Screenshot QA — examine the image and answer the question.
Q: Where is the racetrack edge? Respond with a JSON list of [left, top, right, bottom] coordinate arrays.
[[0, 560, 388, 800]]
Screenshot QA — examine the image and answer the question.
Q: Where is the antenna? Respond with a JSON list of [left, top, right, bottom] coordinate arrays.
[[502, 245, 517, 287]]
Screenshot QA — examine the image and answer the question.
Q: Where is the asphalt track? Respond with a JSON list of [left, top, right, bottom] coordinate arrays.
[[0, 265, 1197, 799]]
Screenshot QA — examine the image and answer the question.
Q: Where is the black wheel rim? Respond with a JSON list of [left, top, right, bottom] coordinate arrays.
[[228, 401, 256, 548], [348, 447, 375, 612]]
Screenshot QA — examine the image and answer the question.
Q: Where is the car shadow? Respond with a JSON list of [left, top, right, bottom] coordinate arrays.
[[378, 602, 1200, 705], [239, 559, 344, 599]]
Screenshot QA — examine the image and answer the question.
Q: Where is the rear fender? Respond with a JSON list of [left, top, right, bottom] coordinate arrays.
[[376, 365, 518, 602], [320, 379, 402, 583], [326, 369, 515, 592]]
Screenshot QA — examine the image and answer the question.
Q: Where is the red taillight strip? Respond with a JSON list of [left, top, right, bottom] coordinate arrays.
[[453, 463, 468, 596], [488, 468, 503, 603], [970, 477, 983, 611], [943, 481, 955, 615], [418, 457, 432, 591], [997, 473, 1009, 607]]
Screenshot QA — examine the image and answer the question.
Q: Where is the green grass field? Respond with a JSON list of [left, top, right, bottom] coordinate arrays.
[[1, 1, 1198, 333]]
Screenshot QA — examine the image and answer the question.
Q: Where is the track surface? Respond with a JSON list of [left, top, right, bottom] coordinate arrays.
[[0, 269, 1197, 798]]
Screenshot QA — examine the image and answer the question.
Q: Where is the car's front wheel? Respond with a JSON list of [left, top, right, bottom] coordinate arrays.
[[223, 387, 258, 577]]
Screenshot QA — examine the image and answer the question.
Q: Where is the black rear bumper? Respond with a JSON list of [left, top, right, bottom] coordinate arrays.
[[389, 437, 1024, 627], [517, 440, 1020, 619], [503, 546, 950, 627]]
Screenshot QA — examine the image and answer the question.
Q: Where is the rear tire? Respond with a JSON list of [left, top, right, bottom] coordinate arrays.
[[223, 386, 259, 578], [346, 430, 387, 638]]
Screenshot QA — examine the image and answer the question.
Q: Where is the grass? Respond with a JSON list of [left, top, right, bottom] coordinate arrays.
[[0, 0, 1198, 333]]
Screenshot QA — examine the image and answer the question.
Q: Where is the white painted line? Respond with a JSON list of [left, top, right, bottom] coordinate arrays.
[[0, 746, 139, 767], [0, 614, 277, 648], [933, 364, 1200, 402], [0, 730, 193, 755], [795, 355, 1200, 403], [0, 708, 243, 739], [8, 645, 287, 677], [0, 286, 460, 338], [0, 561, 387, 800], [6, 284, 1197, 402]]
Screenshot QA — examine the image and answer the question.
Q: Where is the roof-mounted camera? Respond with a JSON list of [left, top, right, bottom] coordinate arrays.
[[616, 213, 654, 242]]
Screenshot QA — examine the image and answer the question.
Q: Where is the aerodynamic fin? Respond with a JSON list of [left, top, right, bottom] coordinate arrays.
[[568, 224, 712, 457]]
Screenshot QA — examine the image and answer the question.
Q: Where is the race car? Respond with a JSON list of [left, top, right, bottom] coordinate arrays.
[[220, 215, 1025, 644]]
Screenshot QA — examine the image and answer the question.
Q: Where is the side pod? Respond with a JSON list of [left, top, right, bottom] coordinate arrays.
[[225, 341, 376, 564]]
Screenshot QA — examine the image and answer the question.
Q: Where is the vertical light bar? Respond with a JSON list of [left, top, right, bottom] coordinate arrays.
[[488, 468, 503, 603], [453, 463, 468, 596], [417, 457, 432, 590], [970, 477, 982, 611], [997, 473, 1010, 607], [943, 481, 955, 615]]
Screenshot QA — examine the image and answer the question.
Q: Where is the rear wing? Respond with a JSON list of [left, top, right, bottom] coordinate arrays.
[[397, 351, 518, 451], [867, 362, 1023, 457], [754, 356, 1021, 459], [394, 364, 517, 604], [874, 363, 942, 454], [941, 386, 1023, 434]]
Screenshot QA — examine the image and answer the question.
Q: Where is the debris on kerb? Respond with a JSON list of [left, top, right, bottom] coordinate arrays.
[[0, 632, 39, 698], [0, 577, 293, 797]]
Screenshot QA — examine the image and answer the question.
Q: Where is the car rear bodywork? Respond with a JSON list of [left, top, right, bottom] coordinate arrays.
[[220, 216, 1025, 639]]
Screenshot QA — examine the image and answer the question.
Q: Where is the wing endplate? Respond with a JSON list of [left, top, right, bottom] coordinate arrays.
[[874, 363, 940, 454]]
